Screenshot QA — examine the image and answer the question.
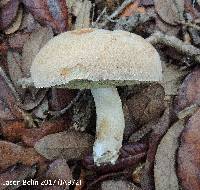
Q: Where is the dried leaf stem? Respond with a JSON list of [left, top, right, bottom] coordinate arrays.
[[146, 31, 200, 64]]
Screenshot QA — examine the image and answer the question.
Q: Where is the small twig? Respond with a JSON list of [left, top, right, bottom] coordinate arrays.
[[92, 7, 107, 27], [48, 90, 84, 117], [146, 31, 200, 64], [108, 0, 136, 19]]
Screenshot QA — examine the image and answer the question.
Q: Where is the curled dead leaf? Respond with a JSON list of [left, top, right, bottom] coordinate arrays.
[[141, 107, 171, 190], [174, 67, 200, 113], [4, 6, 23, 34], [154, 0, 184, 25], [154, 120, 185, 190], [0, 0, 20, 30], [177, 108, 200, 190]]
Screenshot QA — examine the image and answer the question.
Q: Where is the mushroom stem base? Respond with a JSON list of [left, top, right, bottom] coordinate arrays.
[[91, 87, 125, 165]]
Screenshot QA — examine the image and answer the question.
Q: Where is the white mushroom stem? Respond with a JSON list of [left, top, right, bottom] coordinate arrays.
[[91, 87, 125, 165]]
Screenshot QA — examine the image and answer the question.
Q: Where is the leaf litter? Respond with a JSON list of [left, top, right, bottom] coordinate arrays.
[[1, 0, 200, 189]]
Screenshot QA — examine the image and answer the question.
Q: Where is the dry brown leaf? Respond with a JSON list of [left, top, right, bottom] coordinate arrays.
[[141, 107, 171, 190], [154, 120, 185, 190], [4, 6, 23, 34], [155, 16, 181, 36], [120, 0, 145, 17], [0, 0, 20, 30], [0, 141, 46, 171], [1, 121, 26, 142], [7, 51, 25, 96], [177, 108, 200, 190], [22, 119, 68, 147], [154, 0, 184, 25], [0, 75, 22, 120], [127, 83, 165, 126], [160, 62, 188, 95], [34, 130, 94, 160], [0, 165, 36, 190], [20, 12, 40, 32], [46, 159, 72, 189], [22, 26, 53, 77], [49, 88, 77, 111], [8, 32, 30, 50], [0, 141, 23, 171], [174, 67, 200, 113], [21, 0, 68, 33]]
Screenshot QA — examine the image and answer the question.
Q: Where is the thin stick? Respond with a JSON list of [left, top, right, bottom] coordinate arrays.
[[108, 0, 136, 19], [146, 31, 200, 63]]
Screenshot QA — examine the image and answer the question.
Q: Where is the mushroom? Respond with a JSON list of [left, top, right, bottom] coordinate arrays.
[[30, 28, 162, 165]]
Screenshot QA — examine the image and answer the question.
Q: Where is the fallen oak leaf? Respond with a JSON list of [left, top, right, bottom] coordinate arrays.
[[22, 119, 69, 147], [0, 0, 20, 30], [141, 107, 171, 190], [177, 108, 200, 190], [160, 62, 188, 96], [46, 159, 73, 189], [154, 0, 184, 25], [0, 140, 46, 171], [21, 0, 68, 33], [154, 120, 185, 190], [34, 130, 94, 161], [174, 67, 200, 113], [127, 83, 165, 126]]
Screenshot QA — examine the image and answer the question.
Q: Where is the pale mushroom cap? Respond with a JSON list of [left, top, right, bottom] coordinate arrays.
[[31, 28, 162, 89]]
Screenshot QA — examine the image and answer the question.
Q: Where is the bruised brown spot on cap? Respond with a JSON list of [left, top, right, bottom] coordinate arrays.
[[71, 28, 94, 35], [60, 68, 70, 77]]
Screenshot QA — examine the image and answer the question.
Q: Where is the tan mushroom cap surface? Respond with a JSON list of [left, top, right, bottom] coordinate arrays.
[[31, 28, 162, 89]]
